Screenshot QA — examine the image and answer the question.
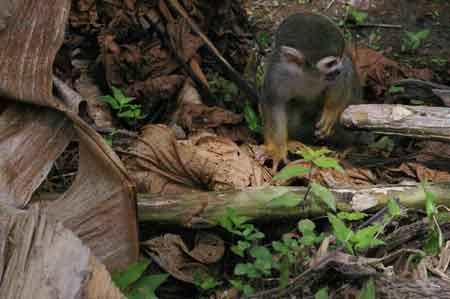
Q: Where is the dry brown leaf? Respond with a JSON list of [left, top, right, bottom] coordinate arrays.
[[353, 47, 406, 95], [0, 0, 138, 271], [123, 124, 269, 193], [388, 162, 450, 183], [74, 73, 114, 130], [0, 205, 123, 299], [176, 103, 243, 131], [171, 232, 225, 264], [144, 233, 214, 283], [167, 19, 204, 63]]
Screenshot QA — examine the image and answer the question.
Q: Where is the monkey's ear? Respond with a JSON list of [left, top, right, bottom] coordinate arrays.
[[280, 46, 305, 65]]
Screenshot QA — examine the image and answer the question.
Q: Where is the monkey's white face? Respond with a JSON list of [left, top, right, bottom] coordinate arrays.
[[279, 46, 343, 85], [316, 56, 344, 84], [275, 46, 343, 100]]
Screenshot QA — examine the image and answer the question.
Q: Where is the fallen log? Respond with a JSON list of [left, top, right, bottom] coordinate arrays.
[[137, 183, 450, 227], [341, 104, 450, 141]]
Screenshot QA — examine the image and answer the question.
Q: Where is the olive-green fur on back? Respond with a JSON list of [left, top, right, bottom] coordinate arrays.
[[274, 12, 345, 64]]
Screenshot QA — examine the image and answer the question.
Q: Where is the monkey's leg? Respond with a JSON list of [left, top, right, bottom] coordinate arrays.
[[260, 101, 289, 172]]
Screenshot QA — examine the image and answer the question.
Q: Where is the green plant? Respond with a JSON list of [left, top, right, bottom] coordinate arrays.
[[271, 146, 342, 210], [421, 180, 443, 255], [347, 7, 368, 25], [111, 259, 169, 299], [207, 73, 239, 103], [243, 101, 262, 134], [387, 85, 405, 94], [104, 128, 118, 147], [401, 29, 430, 52], [99, 86, 143, 126], [193, 272, 221, 292], [218, 208, 325, 295], [257, 31, 270, 48], [358, 278, 375, 299], [315, 287, 329, 299], [369, 136, 395, 152]]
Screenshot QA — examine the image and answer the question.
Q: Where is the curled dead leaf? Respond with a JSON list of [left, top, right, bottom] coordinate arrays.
[[122, 125, 270, 194]]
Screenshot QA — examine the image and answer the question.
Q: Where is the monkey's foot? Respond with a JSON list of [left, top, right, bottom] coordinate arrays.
[[263, 144, 289, 174]]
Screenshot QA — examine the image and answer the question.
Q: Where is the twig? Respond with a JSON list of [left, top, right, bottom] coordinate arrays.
[[353, 23, 403, 29], [165, 0, 260, 105], [325, 0, 336, 10], [392, 79, 450, 90]]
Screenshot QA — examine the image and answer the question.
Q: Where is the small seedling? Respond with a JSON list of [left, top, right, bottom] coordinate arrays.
[[387, 85, 405, 94], [315, 287, 329, 299], [401, 29, 430, 52], [358, 278, 376, 299], [257, 31, 270, 48], [244, 102, 262, 134], [207, 73, 239, 103], [99, 86, 143, 126], [111, 258, 169, 299], [347, 7, 368, 25], [193, 272, 221, 292]]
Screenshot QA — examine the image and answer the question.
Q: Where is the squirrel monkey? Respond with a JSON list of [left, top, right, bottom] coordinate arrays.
[[260, 12, 363, 170]]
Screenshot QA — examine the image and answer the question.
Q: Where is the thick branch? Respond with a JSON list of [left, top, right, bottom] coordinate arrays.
[[137, 183, 450, 227], [341, 104, 450, 141]]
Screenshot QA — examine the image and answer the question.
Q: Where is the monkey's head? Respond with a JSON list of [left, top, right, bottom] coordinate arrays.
[[277, 45, 344, 89], [274, 12, 347, 87]]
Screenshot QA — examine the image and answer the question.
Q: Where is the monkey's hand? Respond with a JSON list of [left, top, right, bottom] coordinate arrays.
[[315, 108, 339, 140]]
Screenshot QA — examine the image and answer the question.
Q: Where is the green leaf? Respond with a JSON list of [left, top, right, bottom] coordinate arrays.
[[250, 246, 272, 263], [423, 228, 441, 255], [311, 182, 336, 212], [328, 213, 354, 245], [278, 256, 290, 288], [273, 165, 309, 180], [298, 219, 316, 234], [234, 263, 261, 278], [126, 273, 169, 299], [269, 192, 304, 208], [298, 147, 333, 161], [387, 85, 405, 94], [358, 278, 375, 299], [415, 29, 430, 39], [312, 156, 344, 172], [111, 86, 125, 100], [118, 109, 140, 118], [231, 240, 251, 257], [193, 272, 220, 291], [112, 259, 151, 290], [337, 211, 368, 221], [315, 287, 329, 299], [99, 95, 120, 109], [272, 240, 288, 253], [369, 136, 395, 152], [119, 96, 136, 106], [351, 225, 384, 250], [246, 231, 265, 241], [244, 102, 261, 133], [422, 180, 437, 220], [387, 199, 401, 217], [227, 208, 251, 226], [229, 280, 255, 296]]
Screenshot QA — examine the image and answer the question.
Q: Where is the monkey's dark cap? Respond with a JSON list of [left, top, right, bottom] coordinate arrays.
[[275, 12, 346, 64]]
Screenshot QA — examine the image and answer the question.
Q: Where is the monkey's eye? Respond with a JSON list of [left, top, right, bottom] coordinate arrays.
[[325, 60, 338, 69]]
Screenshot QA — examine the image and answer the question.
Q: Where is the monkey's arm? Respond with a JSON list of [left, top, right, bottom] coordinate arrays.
[[315, 56, 361, 139]]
